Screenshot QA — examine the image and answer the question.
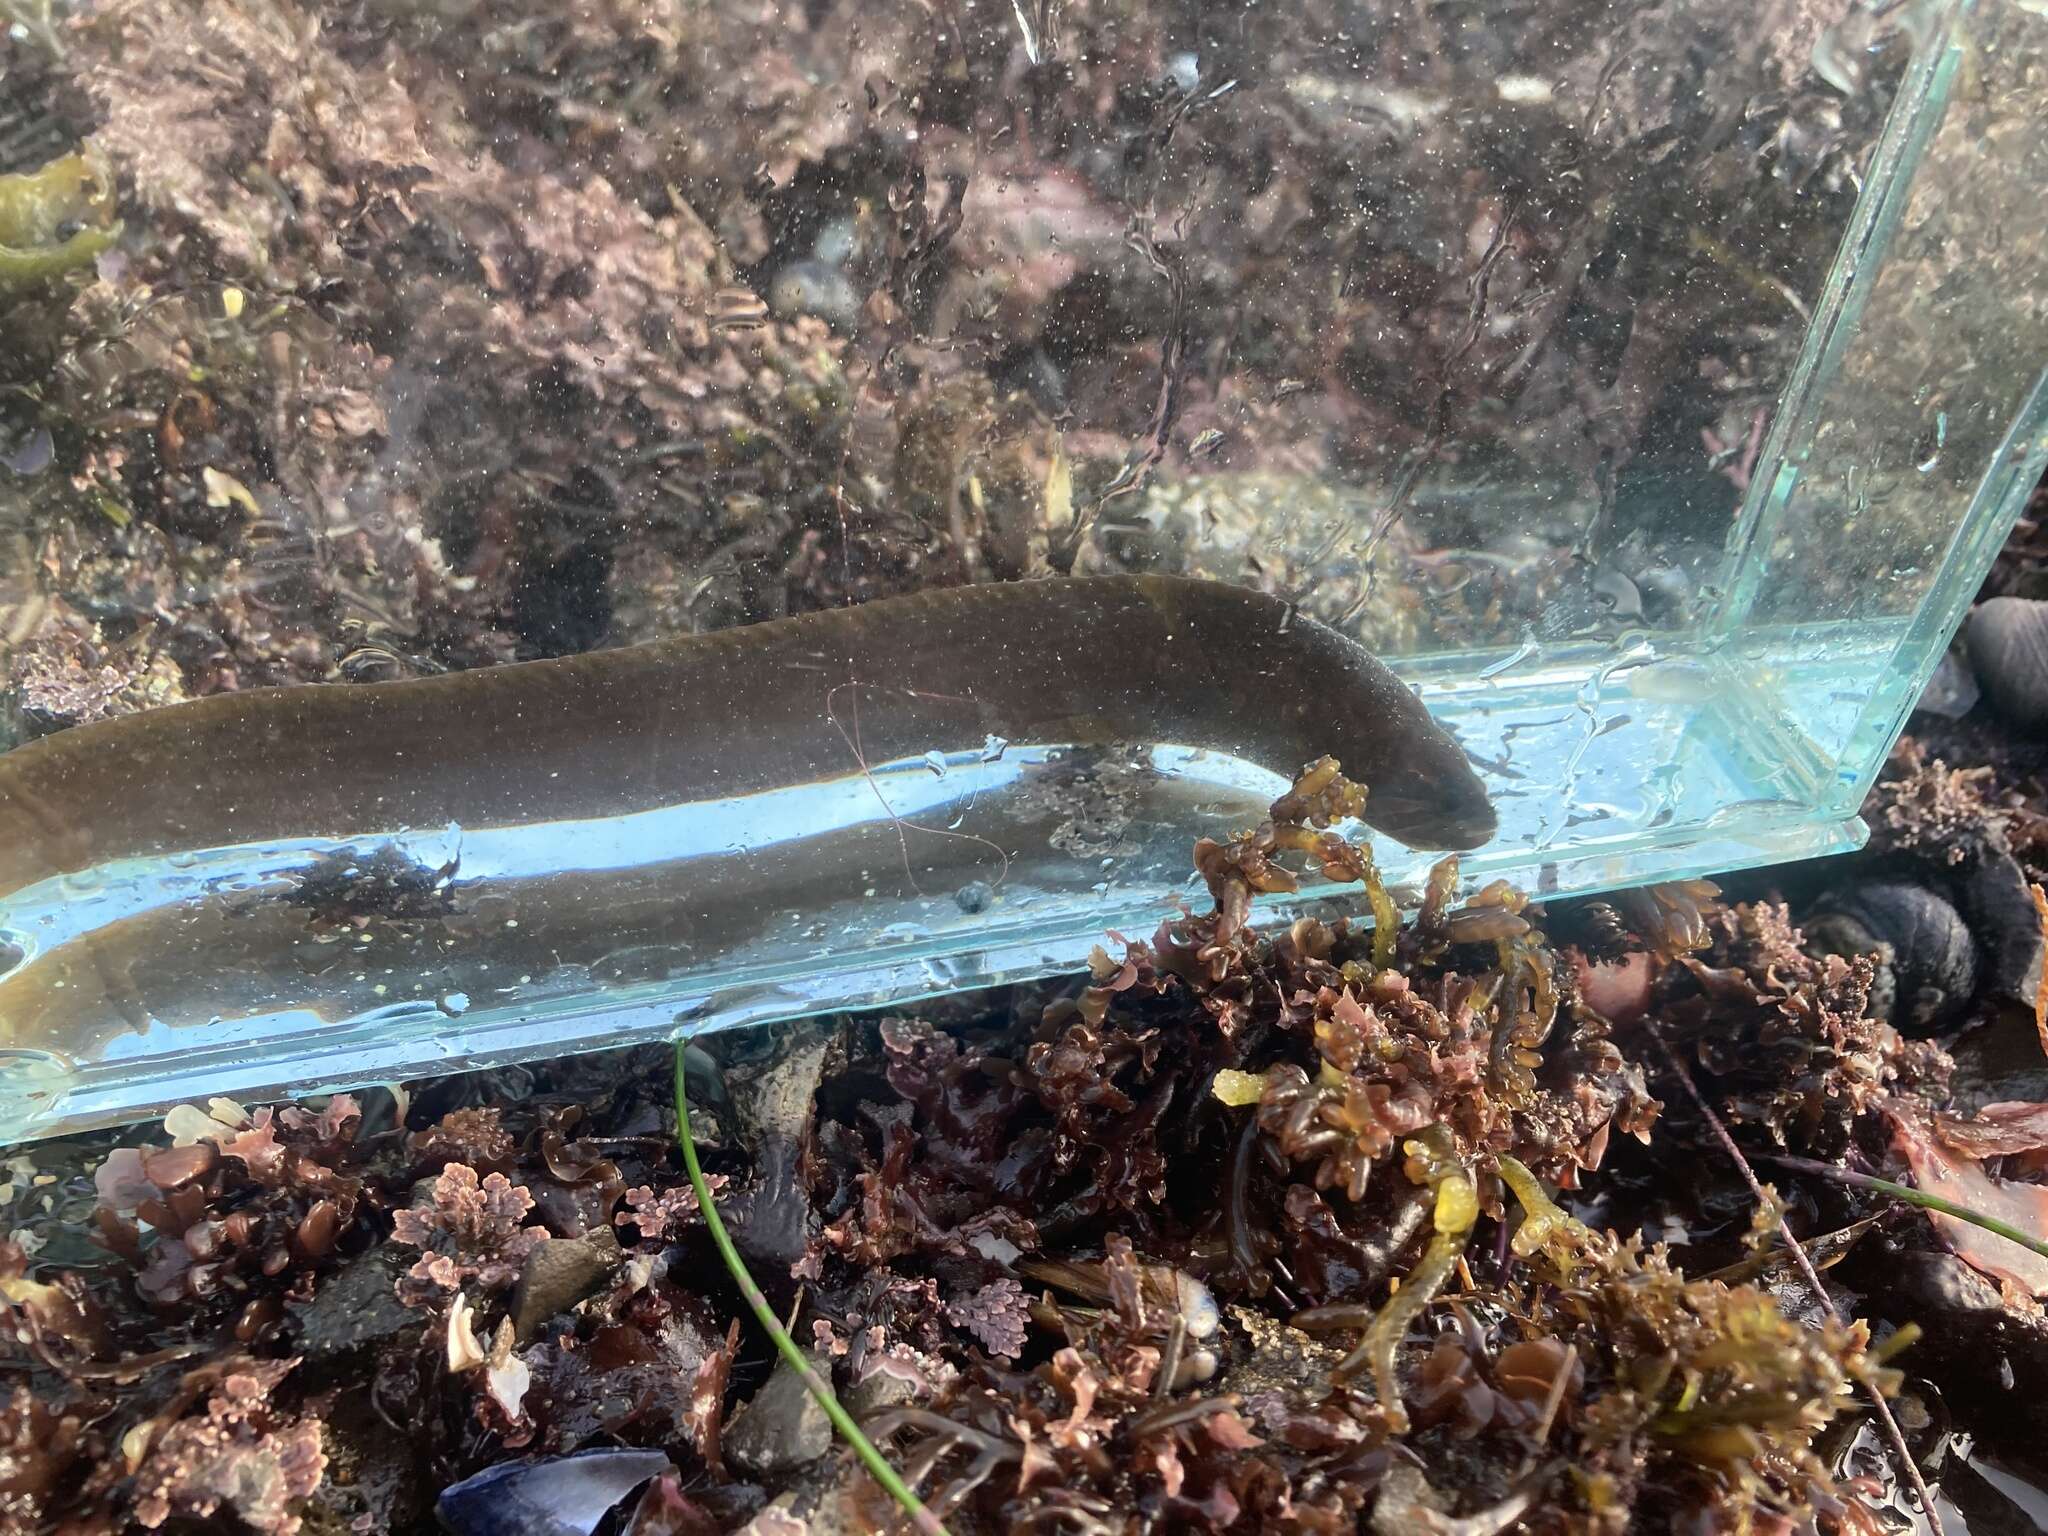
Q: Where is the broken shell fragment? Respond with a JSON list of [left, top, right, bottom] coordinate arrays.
[[436, 1447, 674, 1536]]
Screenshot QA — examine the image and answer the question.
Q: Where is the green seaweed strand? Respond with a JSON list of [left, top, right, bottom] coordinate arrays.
[[1361, 854, 1399, 972], [1336, 1149, 1478, 1431], [0, 152, 120, 291], [1767, 1153, 2048, 1264], [1498, 1152, 1600, 1277], [673, 1041, 947, 1536], [0, 223, 117, 287]]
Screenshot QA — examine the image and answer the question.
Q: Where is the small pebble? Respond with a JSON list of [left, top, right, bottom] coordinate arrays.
[[726, 1352, 834, 1476], [286, 1245, 417, 1361], [844, 1363, 925, 1418], [508, 1230, 622, 1342]]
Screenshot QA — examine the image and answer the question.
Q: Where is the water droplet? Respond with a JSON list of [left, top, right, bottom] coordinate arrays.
[[1480, 635, 1540, 680], [923, 750, 949, 778], [981, 734, 1009, 762], [438, 992, 471, 1016], [955, 880, 994, 914], [0, 1047, 75, 1081]]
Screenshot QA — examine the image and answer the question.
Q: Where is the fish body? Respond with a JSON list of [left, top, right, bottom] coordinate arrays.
[[0, 576, 1491, 890], [0, 576, 1492, 1138]]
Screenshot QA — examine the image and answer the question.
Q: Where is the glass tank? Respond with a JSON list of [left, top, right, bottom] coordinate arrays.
[[0, 0, 2043, 1140]]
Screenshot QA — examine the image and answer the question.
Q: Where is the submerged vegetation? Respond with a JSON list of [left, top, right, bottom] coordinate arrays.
[[0, 151, 118, 291]]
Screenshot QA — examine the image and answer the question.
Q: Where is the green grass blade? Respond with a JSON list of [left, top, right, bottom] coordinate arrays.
[[1769, 1153, 2048, 1262], [673, 1040, 948, 1536]]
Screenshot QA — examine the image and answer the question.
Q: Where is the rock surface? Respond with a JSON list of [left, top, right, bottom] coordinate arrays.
[[725, 1353, 834, 1478], [510, 1229, 623, 1343]]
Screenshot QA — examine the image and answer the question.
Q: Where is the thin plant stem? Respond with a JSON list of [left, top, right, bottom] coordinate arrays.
[[673, 1041, 947, 1536], [1645, 1025, 1947, 1536], [1766, 1153, 2048, 1263]]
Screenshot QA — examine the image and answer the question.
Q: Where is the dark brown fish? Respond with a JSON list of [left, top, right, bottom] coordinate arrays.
[[0, 576, 1492, 893], [0, 576, 1491, 1138]]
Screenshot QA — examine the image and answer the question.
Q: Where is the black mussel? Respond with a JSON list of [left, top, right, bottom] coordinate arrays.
[[437, 1448, 674, 1536], [1967, 597, 2048, 733], [1807, 880, 1976, 1033], [1959, 848, 2047, 1015]]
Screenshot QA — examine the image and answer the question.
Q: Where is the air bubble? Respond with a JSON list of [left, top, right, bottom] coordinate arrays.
[[0, 1047, 75, 1082], [1915, 410, 1948, 474]]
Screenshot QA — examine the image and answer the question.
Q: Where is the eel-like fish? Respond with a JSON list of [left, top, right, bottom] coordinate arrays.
[[0, 575, 1489, 882], [0, 575, 1493, 1136]]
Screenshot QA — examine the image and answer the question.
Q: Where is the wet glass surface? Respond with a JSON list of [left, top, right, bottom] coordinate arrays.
[[0, 0, 2042, 1136]]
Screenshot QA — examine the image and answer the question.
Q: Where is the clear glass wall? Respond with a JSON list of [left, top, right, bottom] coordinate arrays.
[[0, 0, 2041, 1136]]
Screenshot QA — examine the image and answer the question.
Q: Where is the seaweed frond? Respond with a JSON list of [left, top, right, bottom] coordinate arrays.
[[0, 151, 120, 291]]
